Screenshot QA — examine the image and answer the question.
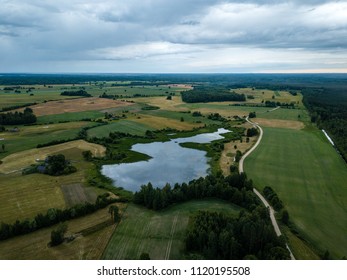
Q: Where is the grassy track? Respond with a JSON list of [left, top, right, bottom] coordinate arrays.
[[102, 200, 241, 260], [244, 127, 347, 259]]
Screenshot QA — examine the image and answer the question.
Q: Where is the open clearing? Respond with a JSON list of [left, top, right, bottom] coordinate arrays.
[[0, 203, 124, 259], [0, 140, 106, 174], [102, 200, 240, 260], [61, 183, 97, 208], [254, 118, 305, 130], [25, 98, 132, 116], [244, 127, 347, 259], [0, 148, 104, 223], [0, 122, 91, 159]]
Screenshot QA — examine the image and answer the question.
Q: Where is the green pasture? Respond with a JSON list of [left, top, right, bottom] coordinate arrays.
[[0, 121, 91, 159], [0, 89, 77, 110], [141, 109, 221, 125], [88, 120, 153, 138], [103, 200, 241, 260], [0, 148, 102, 224], [178, 102, 308, 122], [37, 111, 104, 123], [244, 127, 347, 259]]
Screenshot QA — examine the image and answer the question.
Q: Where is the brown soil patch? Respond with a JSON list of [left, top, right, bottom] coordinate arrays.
[[255, 118, 305, 130], [28, 98, 133, 116]]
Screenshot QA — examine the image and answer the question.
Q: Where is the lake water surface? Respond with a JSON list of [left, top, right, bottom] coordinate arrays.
[[101, 128, 230, 192]]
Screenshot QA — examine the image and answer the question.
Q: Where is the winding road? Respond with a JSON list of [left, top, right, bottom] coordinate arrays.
[[239, 117, 295, 260]]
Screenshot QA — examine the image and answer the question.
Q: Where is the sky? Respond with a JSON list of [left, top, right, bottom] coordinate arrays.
[[1, 0, 347, 73]]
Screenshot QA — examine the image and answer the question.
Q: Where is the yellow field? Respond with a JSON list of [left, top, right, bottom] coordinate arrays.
[[0, 147, 104, 223], [0, 140, 106, 174], [254, 118, 305, 130], [132, 114, 200, 130], [232, 88, 303, 106], [128, 96, 186, 111], [22, 98, 132, 116]]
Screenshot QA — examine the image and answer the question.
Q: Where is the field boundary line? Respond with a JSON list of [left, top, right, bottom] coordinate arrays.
[[165, 212, 179, 260], [239, 117, 295, 260]]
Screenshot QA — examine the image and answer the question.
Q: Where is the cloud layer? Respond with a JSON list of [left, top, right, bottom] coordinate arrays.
[[1, 0, 347, 72]]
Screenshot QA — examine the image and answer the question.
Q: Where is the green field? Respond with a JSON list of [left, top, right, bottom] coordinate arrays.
[[0, 147, 103, 223], [244, 127, 347, 259], [37, 111, 104, 123], [0, 121, 91, 159], [103, 200, 241, 260], [88, 120, 153, 137]]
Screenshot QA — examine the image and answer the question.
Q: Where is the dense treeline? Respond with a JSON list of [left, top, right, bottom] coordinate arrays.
[[60, 90, 91, 97], [0, 107, 36, 125], [134, 173, 258, 211], [181, 87, 246, 103], [302, 87, 347, 161], [0, 103, 37, 112], [185, 209, 290, 259], [0, 193, 127, 241], [263, 186, 283, 211]]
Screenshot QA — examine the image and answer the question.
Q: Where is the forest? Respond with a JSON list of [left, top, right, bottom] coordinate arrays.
[[302, 87, 347, 161], [181, 86, 246, 103], [133, 173, 257, 211], [0, 107, 36, 125], [185, 210, 290, 260]]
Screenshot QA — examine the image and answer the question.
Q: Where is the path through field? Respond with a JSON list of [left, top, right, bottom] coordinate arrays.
[[239, 117, 295, 260]]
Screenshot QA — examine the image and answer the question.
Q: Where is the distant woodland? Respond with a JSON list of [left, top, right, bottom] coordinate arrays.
[[181, 87, 246, 103], [302, 87, 347, 161]]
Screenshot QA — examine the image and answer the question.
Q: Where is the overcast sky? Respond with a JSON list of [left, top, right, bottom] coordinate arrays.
[[1, 0, 347, 73]]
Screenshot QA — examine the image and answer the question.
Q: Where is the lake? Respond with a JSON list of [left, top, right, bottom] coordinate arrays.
[[101, 128, 230, 192]]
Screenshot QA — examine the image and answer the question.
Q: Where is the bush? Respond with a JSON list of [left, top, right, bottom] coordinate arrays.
[[50, 223, 68, 246]]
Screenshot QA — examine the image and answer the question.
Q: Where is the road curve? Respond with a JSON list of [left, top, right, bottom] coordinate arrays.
[[239, 117, 295, 260]]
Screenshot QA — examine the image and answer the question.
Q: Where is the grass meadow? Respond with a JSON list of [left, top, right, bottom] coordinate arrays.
[[244, 127, 347, 259], [0, 122, 91, 159], [0, 203, 123, 260], [102, 200, 241, 260], [0, 147, 104, 223]]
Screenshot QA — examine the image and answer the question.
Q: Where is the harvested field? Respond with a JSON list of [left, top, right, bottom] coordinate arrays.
[[0, 203, 125, 260], [254, 118, 305, 130], [25, 98, 132, 116], [133, 114, 200, 130], [0, 140, 106, 174], [61, 184, 97, 208]]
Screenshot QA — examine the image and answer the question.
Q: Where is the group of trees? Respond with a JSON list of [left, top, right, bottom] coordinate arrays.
[[133, 173, 258, 211], [185, 209, 290, 260], [43, 154, 77, 176], [262, 186, 283, 211], [23, 154, 77, 176], [0, 193, 123, 241], [302, 87, 347, 161], [0, 107, 36, 125], [246, 128, 258, 137], [264, 100, 295, 108], [60, 90, 91, 97], [181, 87, 246, 103]]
